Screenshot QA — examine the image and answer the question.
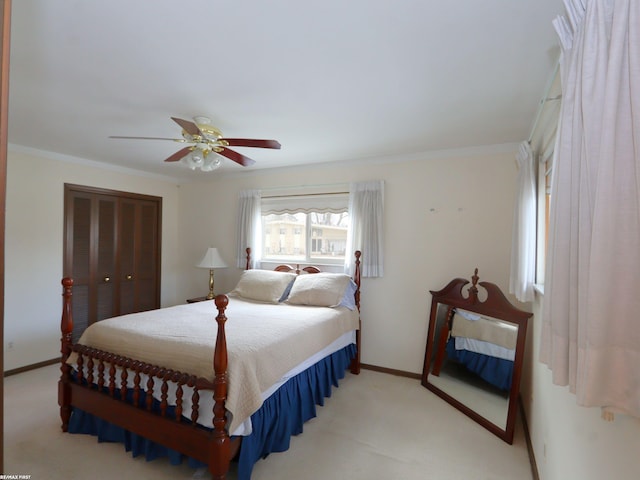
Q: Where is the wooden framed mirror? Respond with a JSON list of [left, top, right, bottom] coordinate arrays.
[[421, 269, 531, 444]]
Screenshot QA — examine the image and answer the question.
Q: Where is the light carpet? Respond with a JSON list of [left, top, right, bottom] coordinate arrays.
[[3, 364, 533, 479]]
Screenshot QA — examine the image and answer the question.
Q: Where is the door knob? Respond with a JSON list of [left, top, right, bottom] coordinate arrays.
[[126, 274, 133, 280], [103, 276, 111, 283]]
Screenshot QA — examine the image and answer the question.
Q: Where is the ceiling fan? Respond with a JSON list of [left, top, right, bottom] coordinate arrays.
[[110, 116, 281, 171]]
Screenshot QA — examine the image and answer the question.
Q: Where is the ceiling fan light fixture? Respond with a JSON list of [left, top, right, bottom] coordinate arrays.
[[201, 154, 222, 172], [182, 148, 204, 170], [182, 146, 221, 172]]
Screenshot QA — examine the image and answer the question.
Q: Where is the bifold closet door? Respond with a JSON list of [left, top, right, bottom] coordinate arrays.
[[118, 198, 159, 314], [65, 190, 118, 341], [64, 184, 161, 341]]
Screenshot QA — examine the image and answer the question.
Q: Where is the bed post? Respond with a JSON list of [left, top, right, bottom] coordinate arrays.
[[245, 247, 251, 270], [351, 250, 362, 375], [209, 294, 232, 480], [58, 277, 74, 431]]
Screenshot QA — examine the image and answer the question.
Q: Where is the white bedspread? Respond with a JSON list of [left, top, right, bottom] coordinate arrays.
[[73, 295, 359, 433], [450, 312, 517, 350]]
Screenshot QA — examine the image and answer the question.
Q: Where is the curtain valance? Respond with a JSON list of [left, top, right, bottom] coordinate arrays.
[[261, 193, 348, 215]]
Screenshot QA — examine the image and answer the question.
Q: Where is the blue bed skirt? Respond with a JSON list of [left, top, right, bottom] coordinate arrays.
[[445, 338, 513, 391], [68, 343, 356, 480]]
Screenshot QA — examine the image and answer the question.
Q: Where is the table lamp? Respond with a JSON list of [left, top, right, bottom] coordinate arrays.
[[197, 247, 228, 299]]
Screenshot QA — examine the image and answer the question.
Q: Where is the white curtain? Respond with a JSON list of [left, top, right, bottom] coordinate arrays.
[[236, 189, 262, 268], [346, 181, 384, 277], [540, 0, 640, 417], [509, 141, 537, 303]]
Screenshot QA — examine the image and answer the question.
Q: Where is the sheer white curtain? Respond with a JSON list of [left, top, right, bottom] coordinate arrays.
[[345, 181, 384, 277], [509, 141, 537, 302], [540, 0, 640, 418], [236, 190, 262, 268]]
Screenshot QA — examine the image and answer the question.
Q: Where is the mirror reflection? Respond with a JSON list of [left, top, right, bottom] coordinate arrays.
[[421, 270, 531, 443], [428, 303, 517, 429]]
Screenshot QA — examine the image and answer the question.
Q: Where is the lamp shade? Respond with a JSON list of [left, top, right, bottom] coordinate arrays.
[[197, 248, 228, 269]]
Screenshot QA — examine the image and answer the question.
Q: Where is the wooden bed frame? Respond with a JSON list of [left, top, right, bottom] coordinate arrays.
[[58, 248, 362, 479]]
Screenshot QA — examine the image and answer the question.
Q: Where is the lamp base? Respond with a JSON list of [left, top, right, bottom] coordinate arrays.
[[206, 269, 215, 300]]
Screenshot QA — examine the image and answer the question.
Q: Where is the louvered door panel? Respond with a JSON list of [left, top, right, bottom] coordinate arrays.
[[71, 197, 91, 341], [96, 198, 116, 321], [71, 285, 89, 343], [118, 199, 160, 314], [136, 201, 160, 312], [118, 199, 136, 314], [71, 197, 91, 282], [68, 194, 91, 341]]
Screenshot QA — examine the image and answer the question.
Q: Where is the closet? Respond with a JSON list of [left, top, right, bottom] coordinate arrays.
[[63, 184, 161, 341]]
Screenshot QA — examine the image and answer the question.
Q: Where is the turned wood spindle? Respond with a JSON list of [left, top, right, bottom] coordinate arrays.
[[146, 376, 155, 412], [76, 352, 84, 384], [133, 365, 141, 406], [160, 372, 169, 417], [191, 389, 200, 425], [120, 365, 128, 401], [97, 357, 105, 392], [108, 361, 116, 397], [59, 278, 74, 432], [175, 376, 184, 422]]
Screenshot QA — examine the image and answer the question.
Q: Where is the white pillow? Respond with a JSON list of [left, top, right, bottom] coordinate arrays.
[[286, 273, 351, 307], [232, 270, 297, 304]]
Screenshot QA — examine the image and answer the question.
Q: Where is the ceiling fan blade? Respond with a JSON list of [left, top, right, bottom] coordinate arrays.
[[163, 146, 192, 162], [222, 138, 281, 149], [109, 135, 181, 141], [171, 117, 202, 137], [219, 147, 256, 167]]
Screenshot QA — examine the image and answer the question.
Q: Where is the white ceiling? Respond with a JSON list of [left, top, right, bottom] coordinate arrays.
[[8, 0, 563, 181]]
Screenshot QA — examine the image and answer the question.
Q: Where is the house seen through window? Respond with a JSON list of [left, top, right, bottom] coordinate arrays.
[[262, 211, 349, 265]]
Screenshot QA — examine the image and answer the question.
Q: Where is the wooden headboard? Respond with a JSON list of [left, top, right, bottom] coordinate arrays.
[[243, 247, 361, 310], [274, 264, 322, 274]]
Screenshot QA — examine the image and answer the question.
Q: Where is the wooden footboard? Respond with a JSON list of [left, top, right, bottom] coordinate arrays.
[[58, 278, 239, 480]]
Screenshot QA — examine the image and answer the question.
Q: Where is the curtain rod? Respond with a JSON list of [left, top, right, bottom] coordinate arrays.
[[528, 59, 561, 143], [262, 191, 349, 199], [258, 182, 349, 192], [258, 182, 350, 198]]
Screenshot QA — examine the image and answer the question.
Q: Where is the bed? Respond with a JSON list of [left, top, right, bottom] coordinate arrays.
[[58, 248, 362, 480], [434, 308, 517, 391]]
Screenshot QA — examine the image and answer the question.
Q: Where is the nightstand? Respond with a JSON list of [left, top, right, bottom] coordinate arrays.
[[186, 296, 211, 303]]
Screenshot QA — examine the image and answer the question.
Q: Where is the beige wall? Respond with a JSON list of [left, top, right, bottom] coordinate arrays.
[[3, 149, 181, 370]]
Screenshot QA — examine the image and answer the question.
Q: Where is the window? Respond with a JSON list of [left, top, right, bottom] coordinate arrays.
[[543, 158, 552, 258], [535, 152, 553, 285], [262, 211, 349, 264], [532, 81, 560, 289], [260, 192, 349, 265]]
